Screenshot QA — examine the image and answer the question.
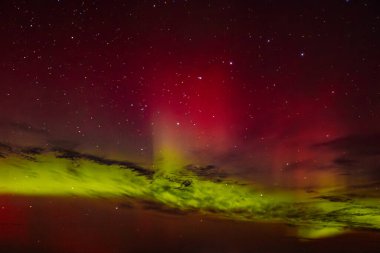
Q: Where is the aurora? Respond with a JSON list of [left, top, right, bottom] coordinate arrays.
[[1, 144, 379, 239]]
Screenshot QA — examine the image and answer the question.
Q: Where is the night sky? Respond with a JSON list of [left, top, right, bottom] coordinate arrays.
[[1, 1, 380, 252], [1, 0, 380, 185]]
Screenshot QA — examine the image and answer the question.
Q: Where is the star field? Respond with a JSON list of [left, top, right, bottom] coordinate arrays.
[[0, 0, 379, 184]]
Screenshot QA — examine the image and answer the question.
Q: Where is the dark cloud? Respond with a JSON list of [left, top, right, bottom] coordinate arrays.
[[312, 133, 380, 179], [52, 147, 154, 177], [0, 142, 12, 151], [0, 142, 154, 177], [313, 133, 380, 156], [0, 142, 43, 160], [315, 195, 353, 203], [0, 142, 12, 158], [20, 147, 44, 155], [184, 164, 227, 180], [0, 120, 49, 136], [333, 157, 357, 166]]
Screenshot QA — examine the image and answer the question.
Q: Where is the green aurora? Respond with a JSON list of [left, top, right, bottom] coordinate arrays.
[[0, 144, 379, 239]]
